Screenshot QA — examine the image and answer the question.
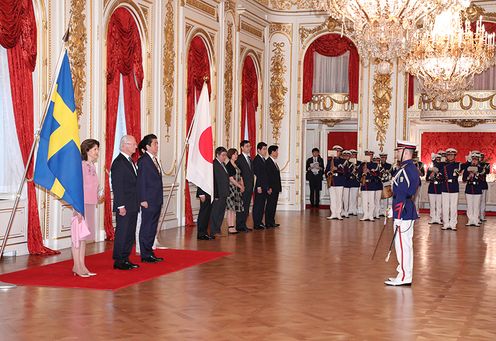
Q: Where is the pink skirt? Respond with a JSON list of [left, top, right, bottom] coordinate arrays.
[[81, 204, 96, 241]]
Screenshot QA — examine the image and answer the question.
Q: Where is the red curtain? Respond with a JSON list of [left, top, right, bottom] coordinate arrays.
[[303, 34, 359, 104], [408, 74, 415, 108], [241, 55, 258, 158], [327, 132, 357, 152], [185, 36, 211, 227], [421, 132, 496, 170], [1, 0, 58, 255], [104, 8, 143, 240], [471, 21, 496, 34]]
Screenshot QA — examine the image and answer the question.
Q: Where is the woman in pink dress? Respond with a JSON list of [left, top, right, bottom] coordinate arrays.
[[72, 139, 102, 277]]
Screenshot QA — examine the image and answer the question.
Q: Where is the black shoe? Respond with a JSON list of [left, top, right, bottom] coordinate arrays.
[[197, 234, 212, 240], [254, 225, 265, 230], [265, 224, 275, 228], [274, 223, 280, 227], [142, 255, 164, 263], [125, 261, 140, 269], [208, 235, 216, 239], [113, 262, 133, 270]]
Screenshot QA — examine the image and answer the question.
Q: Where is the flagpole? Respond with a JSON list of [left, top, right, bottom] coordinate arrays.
[[153, 81, 207, 248], [0, 32, 70, 264]]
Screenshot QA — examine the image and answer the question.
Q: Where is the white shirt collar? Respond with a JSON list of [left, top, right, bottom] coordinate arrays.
[[146, 151, 157, 160], [120, 151, 132, 159]]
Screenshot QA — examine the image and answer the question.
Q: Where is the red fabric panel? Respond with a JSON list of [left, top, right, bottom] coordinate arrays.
[[6, 0, 58, 255], [408, 74, 415, 108], [303, 34, 359, 104], [470, 21, 496, 34], [0, 0, 37, 70], [185, 36, 211, 227], [421, 132, 496, 170], [104, 8, 143, 240], [241, 55, 258, 158], [327, 132, 358, 152]]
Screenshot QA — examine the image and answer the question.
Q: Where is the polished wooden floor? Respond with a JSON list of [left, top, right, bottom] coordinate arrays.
[[1, 209, 496, 340]]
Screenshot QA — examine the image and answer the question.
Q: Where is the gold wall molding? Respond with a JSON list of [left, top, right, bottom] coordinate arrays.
[[299, 17, 342, 44], [269, 42, 287, 143], [225, 0, 236, 13], [373, 67, 392, 152], [240, 21, 264, 40], [67, 0, 87, 118], [267, 0, 314, 10], [224, 21, 234, 146], [183, 0, 217, 19], [321, 119, 344, 127], [269, 23, 292, 42], [185, 23, 193, 37], [163, 0, 175, 138], [446, 119, 496, 128], [464, 4, 496, 22]]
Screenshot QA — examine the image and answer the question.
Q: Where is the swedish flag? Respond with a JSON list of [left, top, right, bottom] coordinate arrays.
[[34, 51, 84, 215]]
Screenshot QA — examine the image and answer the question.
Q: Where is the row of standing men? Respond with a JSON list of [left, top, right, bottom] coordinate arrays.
[[306, 146, 490, 230], [196, 141, 282, 240]]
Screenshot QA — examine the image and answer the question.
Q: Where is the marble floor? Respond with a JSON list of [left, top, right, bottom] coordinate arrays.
[[1, 209, 495, 340]]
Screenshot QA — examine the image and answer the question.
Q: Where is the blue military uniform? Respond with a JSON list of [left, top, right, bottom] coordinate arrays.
[[463, 155, 484, 226], [385, 140, 420, 287], [439, 151, 461, 230], [480, 159, 490, 221], [326, 145, 347, 220], [426, 159, 443, 224]]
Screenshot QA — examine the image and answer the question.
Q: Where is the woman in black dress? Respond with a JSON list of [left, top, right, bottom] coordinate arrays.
[[225, 148, 245, 234]]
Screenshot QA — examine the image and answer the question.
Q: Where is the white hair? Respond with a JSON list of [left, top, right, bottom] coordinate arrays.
[[120, 135, 133, 150]]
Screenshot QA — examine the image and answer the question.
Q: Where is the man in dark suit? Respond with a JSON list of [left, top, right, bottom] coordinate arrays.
[[210, 147, 230, 236], [252, 142, 268, 229], [137, 134, 164, 263], [306, 148, 324, 208], [196, 187, 213, 240], [235, 140, 254, 232], [111, 135, 140, 270], [265, 145, 282, 228]]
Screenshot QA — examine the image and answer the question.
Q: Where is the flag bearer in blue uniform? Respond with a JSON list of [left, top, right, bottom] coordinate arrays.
[[440, 148, 461, 230], [427, 153, 443, 225], [385, 140, 420, 287], [326, 145, 346, 220], [463, 152, 483, 227]]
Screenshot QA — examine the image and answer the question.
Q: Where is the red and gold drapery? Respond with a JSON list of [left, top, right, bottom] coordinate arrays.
[[241, 55, 258, 159], [303, 34, 359, 104], [104, 7, 143, 240], [185, 36, 211, 227], [0, 0, 58, 254]]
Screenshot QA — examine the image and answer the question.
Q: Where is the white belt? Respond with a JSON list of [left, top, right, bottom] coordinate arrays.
[[333, 173, 339, 176], [434, 181, 439, 184], [448, 179, 453, 183]]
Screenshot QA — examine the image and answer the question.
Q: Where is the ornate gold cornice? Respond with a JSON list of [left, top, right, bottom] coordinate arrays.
[[321, 119, 344, 127], [183, 0, 217, 19], [224, 22, 234, 146], [240, 21, 264, 40], [446, 119, 495, 128], [67, 0, 87, 118], [267, 0, 315, 10], [299, 17, 342, 43], [269, 42, 287, 143], [373, 65, 392, 152], [464, 4, 496, 22], [163, 0, 175, 139]]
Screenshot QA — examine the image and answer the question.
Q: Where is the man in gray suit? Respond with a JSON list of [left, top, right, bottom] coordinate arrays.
[[235, 140, 254, 232], [210, 146, 230, 237]]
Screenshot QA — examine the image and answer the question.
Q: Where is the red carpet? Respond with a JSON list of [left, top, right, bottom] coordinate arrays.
[[0, 249, 230, 291]]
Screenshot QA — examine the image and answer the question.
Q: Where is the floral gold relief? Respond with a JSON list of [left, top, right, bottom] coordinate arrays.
[[67, 0, 87, 118], [270, 23, 292, 41], [269, 42, 287, 143], [299, 17, 343, 43], [373, 66, 392, 152], [223, 22, 234, 146], [163, 0, 175, 138]]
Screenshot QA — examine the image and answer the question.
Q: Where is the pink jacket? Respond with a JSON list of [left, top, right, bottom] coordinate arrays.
[[82, 161, 99, 204]]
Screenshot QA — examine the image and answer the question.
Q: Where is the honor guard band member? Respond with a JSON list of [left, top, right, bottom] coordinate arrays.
[[379, 153, 393, 215], [385, 140, 420, 287], [344, 150, 360, 217], [440, 148, 461, 230], [372, 155, 384, 219], [479, 152, 489, 222], [326, 145, 347, 220], [462, 152, 483, 227], [359, 151, 376, 221], [426, 153, 443, 225]]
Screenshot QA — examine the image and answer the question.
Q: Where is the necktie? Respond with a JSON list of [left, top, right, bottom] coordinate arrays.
[[128, 157, 137, 174], [153, 156, 161, 174], [221, 161, 228, 173], [246, 155, 251, 168]]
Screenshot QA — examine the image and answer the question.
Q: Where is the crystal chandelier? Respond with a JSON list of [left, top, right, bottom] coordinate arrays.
[[316, 0, 471, 63], [404, 10, 496, 102]]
